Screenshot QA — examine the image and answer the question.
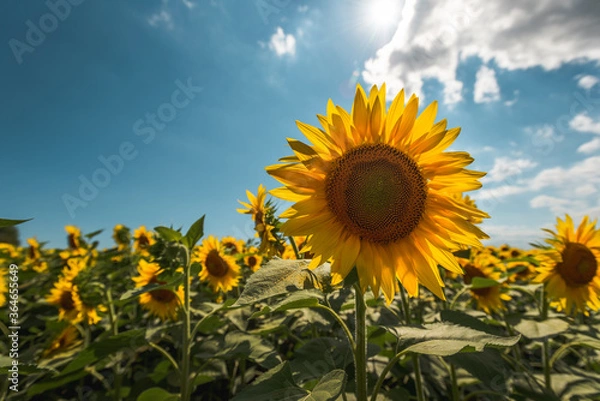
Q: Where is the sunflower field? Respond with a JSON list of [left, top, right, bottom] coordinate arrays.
[[1, 85, 600, 401]]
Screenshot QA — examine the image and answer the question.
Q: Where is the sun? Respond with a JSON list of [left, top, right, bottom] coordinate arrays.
[[364, 0, 401, 29]]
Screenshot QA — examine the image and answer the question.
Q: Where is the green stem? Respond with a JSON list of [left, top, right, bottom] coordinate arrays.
[[543, 340, 552, 392], [413, 355, 425, 401], [180, 245, 192, 401], [288, 236, 301, 259], [370, 349, 409, 401], [450, 363, 459, 401], [353, 283, 368, 401], [106, 288, 122, 401], [149, 341, 180, 373], [312, 305, 356, 350]]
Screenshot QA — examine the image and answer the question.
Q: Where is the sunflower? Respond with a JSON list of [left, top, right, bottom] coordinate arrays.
[[132, 259, 183, 321], [534, 215, 600, 315], [26, 237, 42, 260], [42, 325, 81, 358], [266, 84, 489, 303], [238, 185, 279, 256], [0, 267, 7, 307], [133, 226, 156, 254], [113, 224, 131, 251], [459, 250, 510, 314], [243, 248, 264, 272], [46, 277, 103, 324], [221, 236, 245, 255], [196, 236, 241, 293], [451, 193, 483, 225], [65, 225, 82, 249]]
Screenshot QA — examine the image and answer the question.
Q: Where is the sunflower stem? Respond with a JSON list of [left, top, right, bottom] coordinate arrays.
[[180, 245, 192, 401], [288, 236, 301, 259], [106, 288, 122, 401], [450, 362, 459, 401], [539, 285, 552, 392], [353, 283, 368, 401]]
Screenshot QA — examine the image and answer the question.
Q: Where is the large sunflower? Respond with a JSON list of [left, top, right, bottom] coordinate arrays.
[[132, 259, 184, 321], [196, 236, 241, 293], [535, 215, 600, 315], [267, 84, 489, 302]]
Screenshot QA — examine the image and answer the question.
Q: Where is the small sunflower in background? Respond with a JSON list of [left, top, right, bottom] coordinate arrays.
[[60, 226, 87, 259], [196, 236, 240, 293], [42, 325, 81, 359], [221, 236, 245, 255], [46, 277, 104, 324], [243, 248, 263, 272], [0, 267, 7, 307], [26, 237, 42, 260], [459, 250, 511, 315], [237, 185, 279, 256], [113, 224, 131, 251], [132, 259, 183, 321], [535, 215, 600, 315], [267, 83, 489, 303], [133, 226, 156, 254], [451, 193, 484, 225]]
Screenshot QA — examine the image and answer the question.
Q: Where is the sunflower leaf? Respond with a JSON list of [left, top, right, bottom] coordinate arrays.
[[386, 322, 520, 356], [514, 318, 570, 340], [299, 369, 347, 401], [137, 387, 179, 401], [0, 217, 32, 227], [470, 276, 502, 289], [182, 215, 205, 249], [231, 362, 308, 401], [154, 226, 182, 242], [234, 258, 324, 306]]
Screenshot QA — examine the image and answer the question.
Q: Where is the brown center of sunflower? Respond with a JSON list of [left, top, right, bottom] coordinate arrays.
[[205, 250, 230, 277], [463, 264, 491, 296], [248, 256, 257, 267], [557, 242, 597, 287], [325, 143, 427, 244], [60, 291, 75, 311], [68, 234, 79, 249], [148, 276, 176, 303], [137, 234, 150, 248]]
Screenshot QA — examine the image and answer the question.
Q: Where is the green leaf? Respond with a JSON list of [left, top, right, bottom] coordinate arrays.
[[470, 276, 502, 289], [231, 362, 308, 401], [549, 335, 600, 367], [84, 229, 104, 239], [440, 310, 503, 335], [154, 226, 182, 242], [137, 387, 179, 401], [0, 218, 32, 227], [216, 331, 282, 368], [452, 248, 471, 259], [27, 370, 89, 396], [60, 329, 146, 376], [235, 258, 324, 306], [300, 369, 346, 401], [388, 322, 520, 356], [182, 215, 205, 249], [119, 275, 183, 302], [250, 290, 323, 319], [447, 348, 512, 387], [514, 318, 569, 340]]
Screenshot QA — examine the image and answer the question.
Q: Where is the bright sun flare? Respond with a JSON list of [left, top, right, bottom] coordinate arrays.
[[366, 0, 400, 28]]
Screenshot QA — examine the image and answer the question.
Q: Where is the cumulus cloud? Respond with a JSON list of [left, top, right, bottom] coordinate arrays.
[[269, 27, 296, 57], [578, 137, 600, 154], [530, 156, 600, 190], [481, 224, 546, 246], [474, 65, 501, 103], [148, 10, 174, 30], [475, 185, 528, 201], [577, 75, 599, 90], [362, 0, 600, 104], [483, 157, 537, 183], [570, 112, 600, 135]]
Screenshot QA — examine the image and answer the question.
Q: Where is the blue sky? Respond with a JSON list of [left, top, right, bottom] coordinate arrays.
[[1, 0, 599, 249]]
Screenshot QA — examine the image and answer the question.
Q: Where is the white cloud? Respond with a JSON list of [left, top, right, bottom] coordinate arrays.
[[530, 156, 600, 191], [475, 185, 528, 201], [362, 0, 600, 104], [483, 157, 537, 183], [298, 5, 308, 13], [269, 27, 296, 57], [473, 65, 500, 103], [148, 10, 174, 30], [570, 113, 600, 135], [578, 137, 600, 154], [575, 184, 597, 196], [577, 75, 599, 90], [504, 90, 519, 106], [481, 224, 546, 247]]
